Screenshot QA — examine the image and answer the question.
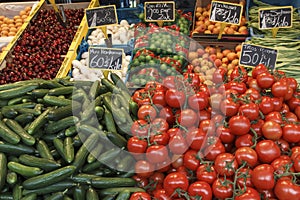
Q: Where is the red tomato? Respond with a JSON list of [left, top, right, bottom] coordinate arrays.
[[276, 139, 290, 152], [184, 73, 201, 87], [271, 80, 289, 98], [150, 131, 170, 146], [152, 90, 166, 107], [272, 97, 283, 111], [212, 177, 233, 199], [284, 111, 298, 123], [150, 118, 169, 133], [219, 98, 239, 117], [235, 134, 254, 148], [171, 154, 183, 169], [159, 106, 175, 125], [130, 192, 151, 200], [247, 78, 261, 92], [292, 154, 300, 172], [265, 111, 283, 124], [203, 137, 225, 161], [255, 140, 281, 163], [235, 147, 258, 168], [138, 105, 157, 121], [256, 72, 275, 89], [149, 172, 165, 185], [146, 145, 169, 164], [131, 120, 150, 137], [183, 149, 200, 171], [234, 187, 260, 200], [145, 81, 165, 92], [153, 189, 169, 200], [287, 97, 300, 111], [251, 119, 264, 136], [168, 133, 188, 155], [271, 155, 294, 174], [127, 136, 148, 154], [245, 88, 261, 100], [251, 164, 275, 190], [199, 119, 215, 134], [196, 164, 217, 185], [188, 92, 209, 111], [165, 89, 186, 108], [282, 124, 300, 143], [135, 160, 154, 178], [225, 82, 247, 94], [230, 66, 248, 83], [228, 115, 251, 136], [238, 103, 260, 121], [209, 93, 223, 111], [132, 175, 149, 188], [262, 120, 282, 140], [282, 77, 297, 91], [163, 172, 189, 197], [185, 128, 206, 150], [252, 64, 268, 79], [163, 76, 178, 89], [188, 181, 212, 200], [217, 126, 235, 144], [214, 153, 238, 177], [259, 96, 274, 115], [274, 177, 300, 200], [212, 67, 227, 84], [295, 106, 300, 120], [177, 109, 199, 128], [198, 109, 211, 122], [236, 167, 253, 189]]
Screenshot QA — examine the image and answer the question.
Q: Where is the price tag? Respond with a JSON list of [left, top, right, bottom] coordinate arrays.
[[239, 43, 278, 69], [88, 47, 123, 71], [209, 0, 243, 25], [85, 5, 118, 29], [259, 6, 293, 30], [144, 1, 175, 22]]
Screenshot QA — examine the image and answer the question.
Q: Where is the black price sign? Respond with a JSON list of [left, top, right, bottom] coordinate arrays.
[[259, 6, 293, 29], [209, 0, 243, 25], [85, 5, 118, 28], [144, 1, 175, 22], [239, 43, 278, 69], [89, 47, 123, 71]]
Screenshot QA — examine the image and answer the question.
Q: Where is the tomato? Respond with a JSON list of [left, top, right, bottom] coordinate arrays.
[[247, 78, 261, 92], [171, 154, 183, 169], [163, 172, 189, 197], [265, 111, 283, 124], [255, 140, 281, 163], [150, 131, 170, 146], [212, 177, 233, 199], [271, 80, 289, 97], [165, 89, 186, 108], [287, 96, 300, 111], [276, 139, 290, 152], [228, 115, 251, 136], [293, 154, 300, 172], [159, 106, 175, 125], [153, 189, 169, 200], [272, 97, 283, 111], [282, 124, 300, 143], [185, 128, 206, 150], [256, 72, 275, 89], [184, 73, 201, 88], [163, 76, 177, 89], [214, 153, 238, 177], [203, 137, 225, 161], [198, 109, 211, 122], [217, 126, 235, 144], [258, 189, 276, 199], [168, 133, 188, 155], [274, 177, 300, 200], [150, 118, 169, 133], [245, 88, 261, 100], [295, 106, 300, 120], [235, 134, 254, 148], [225, 82, 247, 94], [177, 109, 199, 128], [284, 86, 294, 101], [167, 128, 182, 138], [152, 90, 166, 107], [196, 164, 217, 185], [156, 159, 171, 173], [138, 105, 157, 121], [188, 181, 212, 200], [220, 98, 239, 117], [252, 64, 268, 79], [188, 92, 209, 111], [145, 81, 165, 92], [230, 66, 248, 83], [135, 160, 154, 178], [259, 96, 274, 115], [183, 149, 200, 171], [199, 119, 215, 134], [251, 164, 275, 190], [132, 175, 149, 188], [238, 103, 259, 121], [138, 98, 151, 106], [212, 67, 227, 84], [271, 155, 294, 174], [236, 167, 253, 189], [262, 120, 282, 140], [127, 136, 148, 154], [209, 93, 223, 111], [130, 192, 151, 200], [235, 147, 258, 168], [282, 77, 297, 91], [251, 119, 264, 136], [284, 111, 298, 123], [146, 145, 169, 164], [149, 172, 165, 185], [132, 89, 146, 104], [234, 187, 260, 200], [131, 120, 150, 137]]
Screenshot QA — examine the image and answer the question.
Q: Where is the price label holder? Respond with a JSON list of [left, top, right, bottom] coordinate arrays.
[[88, 47, 124, 78], [209, 0, 243, 39], [239, 43, 278, 70], [144, 1, 175, 27], [85, 5, 118, 39], [258, 6, 293, 38]]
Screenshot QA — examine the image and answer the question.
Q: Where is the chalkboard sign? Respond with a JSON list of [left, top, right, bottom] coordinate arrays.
[[89, 47, 123, 71], [209, 0, 243, 25], [144, 1, 175, 22], [259, 6, 293, 29], [239, 43, 278, 69], [85, 5, 118, 28]]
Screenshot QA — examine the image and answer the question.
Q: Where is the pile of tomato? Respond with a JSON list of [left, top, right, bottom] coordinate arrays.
[[127, 64, 300, 200]]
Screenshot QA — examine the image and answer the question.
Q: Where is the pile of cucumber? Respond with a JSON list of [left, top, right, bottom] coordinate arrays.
[[0, 75, 142, 199]]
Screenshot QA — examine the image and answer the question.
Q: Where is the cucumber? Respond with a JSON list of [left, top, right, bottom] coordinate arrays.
[[19, 154, 61, 172], [15, 108, 41, 116], [0, 153, 7, 190], [39, 80, 64, 89], [31, 89, 49, 98], [53, 138, 67, 163], [101, 78, 119, 93], [4, 119, 35, 146], [1, 107, 18, 118], [86, 187, 99, 200], [98, 187, 145, 197], [106, 131, 127, 148], [7, 95, 32, 106], [43, 96, 72, 106], [45, 192, 64, 200], [63, 137, 74, 164], [8, 161, 43, 178], [64, 126, 77, 137], [15, 113, 34, 126], [91, 177, 135, 189], [36, 140, 54, 160], [71, 173, 99, 184], [0, 143, 35, 155], [12, 184, 22, 200], [73, 185, 86, 200], [20, 193, 37, 200], [89, 80, 100, 99], [0, 83, 39, 100], [102, 193, 118, 200], [115, 189, 131, 200], [45, 116, 79, 134], [47, 102, 81, 121], [48, 86, 74, 96], [110, 73, 131, 95], [82, 161, 102, 173], [0, 193, 13, 200], [87, 143, 104, 164], [104, 107, 117, 133], [22, 181, 76, 195], [27, 108, 51, 135], [22, 165, 76, 189], [6, 172, 17, 185]]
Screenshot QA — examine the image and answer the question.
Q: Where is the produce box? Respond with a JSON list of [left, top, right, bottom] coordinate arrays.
[[192, 0, 249, 42]]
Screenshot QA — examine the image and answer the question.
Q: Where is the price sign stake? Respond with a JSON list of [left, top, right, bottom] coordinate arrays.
[[144, 1, 175, 27], [239, 43, 278, 70], [209, 0, 243, 39], [258, 6, 293, 38]]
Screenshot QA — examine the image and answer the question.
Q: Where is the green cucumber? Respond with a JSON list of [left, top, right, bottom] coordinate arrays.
[[0, 121, 20, 144], [8, 161, 43, 177], [45, 116, 79, 134], [0, 153, 7, 190], [48, 86, 74, 96], [27, 108, 51, 135], [47, 102, 81, 121], [63, 137, 74, 163], [43, 96, 72, 106], [0, 83, 39, 100], [0, 143, 36, 155], [98, 187, 145, 197], [36, 140, 54, 160], [6, 172, 17, 185], [19, 154, 61, 172], [91, 177, 135, 189], [31, 89, 49, 98], [15, 113, 34, 126], [115, 189, 131, 200], [86, 187, 99, 200], [22, 181, 76, 195], [73, 185, 86, 200], [20, 193, 37, 200]]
